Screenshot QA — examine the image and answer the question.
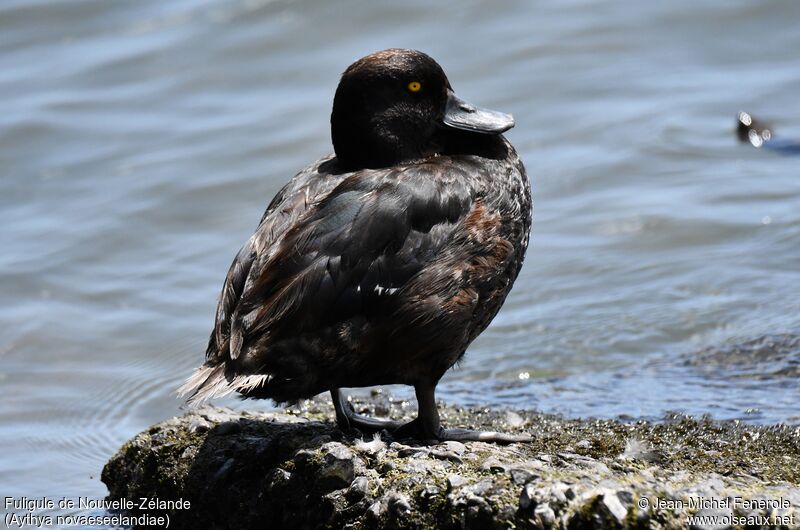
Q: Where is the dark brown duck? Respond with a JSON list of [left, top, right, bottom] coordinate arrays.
[[179, 49, 532, 443]]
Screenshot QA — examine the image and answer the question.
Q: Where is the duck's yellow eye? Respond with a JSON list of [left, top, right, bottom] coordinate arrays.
[[407, 81, 422, 93]]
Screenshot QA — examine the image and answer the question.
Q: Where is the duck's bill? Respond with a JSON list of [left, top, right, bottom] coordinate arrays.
[[443, 90, 515, 134]]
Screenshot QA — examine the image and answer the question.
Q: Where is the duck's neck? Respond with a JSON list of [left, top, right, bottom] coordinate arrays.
[[331, 116, 439, 170]]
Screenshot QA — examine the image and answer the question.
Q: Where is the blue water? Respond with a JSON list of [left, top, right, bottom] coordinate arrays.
[[1, 0, 799, 518]]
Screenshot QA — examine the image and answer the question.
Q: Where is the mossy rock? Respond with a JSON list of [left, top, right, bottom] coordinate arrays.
[[102, 395, 800, 529]]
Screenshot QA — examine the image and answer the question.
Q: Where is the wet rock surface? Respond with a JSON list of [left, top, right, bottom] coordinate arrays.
[[102, 394, 800, 529]]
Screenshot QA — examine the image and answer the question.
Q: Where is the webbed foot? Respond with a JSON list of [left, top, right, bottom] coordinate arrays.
[[331, 387, 532, 444]]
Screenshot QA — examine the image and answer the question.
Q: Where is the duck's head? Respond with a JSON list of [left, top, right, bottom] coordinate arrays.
[[331, 49, 514, 169]]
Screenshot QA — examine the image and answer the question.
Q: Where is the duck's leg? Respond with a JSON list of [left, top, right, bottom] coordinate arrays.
[[392, 383, 533, 444], [330, 388, 405, 433]]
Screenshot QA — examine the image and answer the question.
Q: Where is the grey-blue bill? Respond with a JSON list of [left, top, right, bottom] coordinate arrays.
[[443, 90, 515, 134]]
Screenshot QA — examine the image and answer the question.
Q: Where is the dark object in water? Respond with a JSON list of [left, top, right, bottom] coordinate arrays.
[[178, 49, 532, 443], [737, 111, 800, 154]]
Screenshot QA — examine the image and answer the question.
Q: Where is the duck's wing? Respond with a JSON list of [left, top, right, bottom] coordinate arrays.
[[233, 164, 475, 355], [180, 162, 477, 404], [208, 159, 349, 352]]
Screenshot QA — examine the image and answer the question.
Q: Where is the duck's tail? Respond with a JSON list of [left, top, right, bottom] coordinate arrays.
[[176, 363, 274, 408], [177, 364, 230, 407]]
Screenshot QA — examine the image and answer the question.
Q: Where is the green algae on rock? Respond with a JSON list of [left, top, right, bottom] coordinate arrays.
[[102, 396, 800, 529]]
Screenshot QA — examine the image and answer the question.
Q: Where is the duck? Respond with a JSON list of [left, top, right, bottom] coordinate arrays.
[[737, 111, 800, 154], [178, 49, 532, 443]]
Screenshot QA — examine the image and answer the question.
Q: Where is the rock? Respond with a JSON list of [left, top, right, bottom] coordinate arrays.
[[509, 466, 536, 485], [367, 499, 385, 520], [445, 473, 467, 490], [264, 468, 291, 493], [214, 421, 241, 436], [534, 502, 556, 527], [318, 442, 359, 488], [468, 477, 495, 497], [187, 417, 211, 433], [419, 484, 440, 502], [386, 492, 412, 518], [442, 440, 467, 454], [210, 457, 235, 486], [101, 397, 800, 529], [548, 484, 568, 506], [377, 459, 395, 474], [600, 490, 630, 525], [347, 476, 369, 500], [480, 456, 508, 473]]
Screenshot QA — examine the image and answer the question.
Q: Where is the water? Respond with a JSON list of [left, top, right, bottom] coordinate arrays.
[[2, 0, 799, 514]]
